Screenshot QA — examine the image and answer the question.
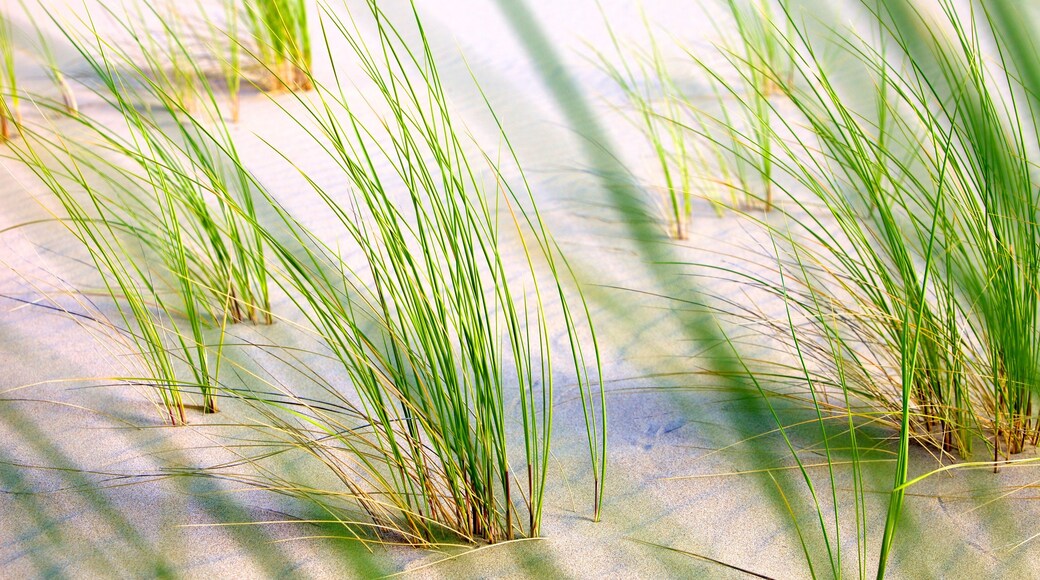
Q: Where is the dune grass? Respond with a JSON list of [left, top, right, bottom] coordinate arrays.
[[709, 0, 783, 210], [190, 0, 314, 118], [9, 0, 1040, 575], [58, 2, 272, 328], [591, 8, 699, 238], [658, 0, 1040, 575], [4, 0, 605, 546], [3, 2, 279, 421], [8, 132, 206, 424], [84, 0, 311, 123], [1, 9, 19, 142], [590, 1, 789, 239], [240, 0, 310, 92], [220, 0, 312, 115], [193, 0, 605, 544]]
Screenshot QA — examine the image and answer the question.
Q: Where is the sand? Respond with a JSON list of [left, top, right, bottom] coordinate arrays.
[[2, 0, 1040, 577]]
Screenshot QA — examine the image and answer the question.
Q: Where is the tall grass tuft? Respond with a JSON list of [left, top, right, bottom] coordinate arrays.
[[9, 131, 208, 423], [591, 8, 699, 238], [205, 0, 606, 544], [55, 3, 272, 327], [709, 0, 786, 210], [242, 0, 311, 92], [591, 1, 789, 238]]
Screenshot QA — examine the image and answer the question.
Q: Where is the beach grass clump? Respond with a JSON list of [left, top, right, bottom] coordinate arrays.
[[679, 0, 1040, 574], [701, 0, 789, 210], [685, 0, 1040, 458], [52, 5, 273, 327], [2, 6, 279, 420], [7, 128, 221, 423], [78, 0, 310, 122], [770, 0, 1038, 458], [590, 2, 790, 238], [174, 0, 313, 120], [591, 10, 699, 238], [241, 0, 311, 92], [209, 0, 605, 545]]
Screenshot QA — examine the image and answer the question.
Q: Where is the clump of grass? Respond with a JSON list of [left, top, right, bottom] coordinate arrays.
[[706, 0, 786, 210], [52, 4, 272, 327], [208, 0, 312, 116], [591, 8, 699, 238], [591, 2, 790, 238], [83, 0, 310, 123], [203, 0, 605, 545], [242, 0, 311, 92], [8, 129, 217, 423], [178, 0, 312, 118], [3, 3, 279, 420], [680, 0, 1040, 574], [664, 0, 793, 213], [771, 0, 1038, 457]]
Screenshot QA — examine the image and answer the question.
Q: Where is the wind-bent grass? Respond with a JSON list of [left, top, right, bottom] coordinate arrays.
[[55, 2, 272, 327], [3, 3, 278, 420], [9, 108, 243, 420], [197, 0, 606, 544], [8, 132, 198, 424]]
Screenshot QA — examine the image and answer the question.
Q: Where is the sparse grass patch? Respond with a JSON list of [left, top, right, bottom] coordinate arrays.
[[591, 9, 699, 238], [1, 9, 20, 141]]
